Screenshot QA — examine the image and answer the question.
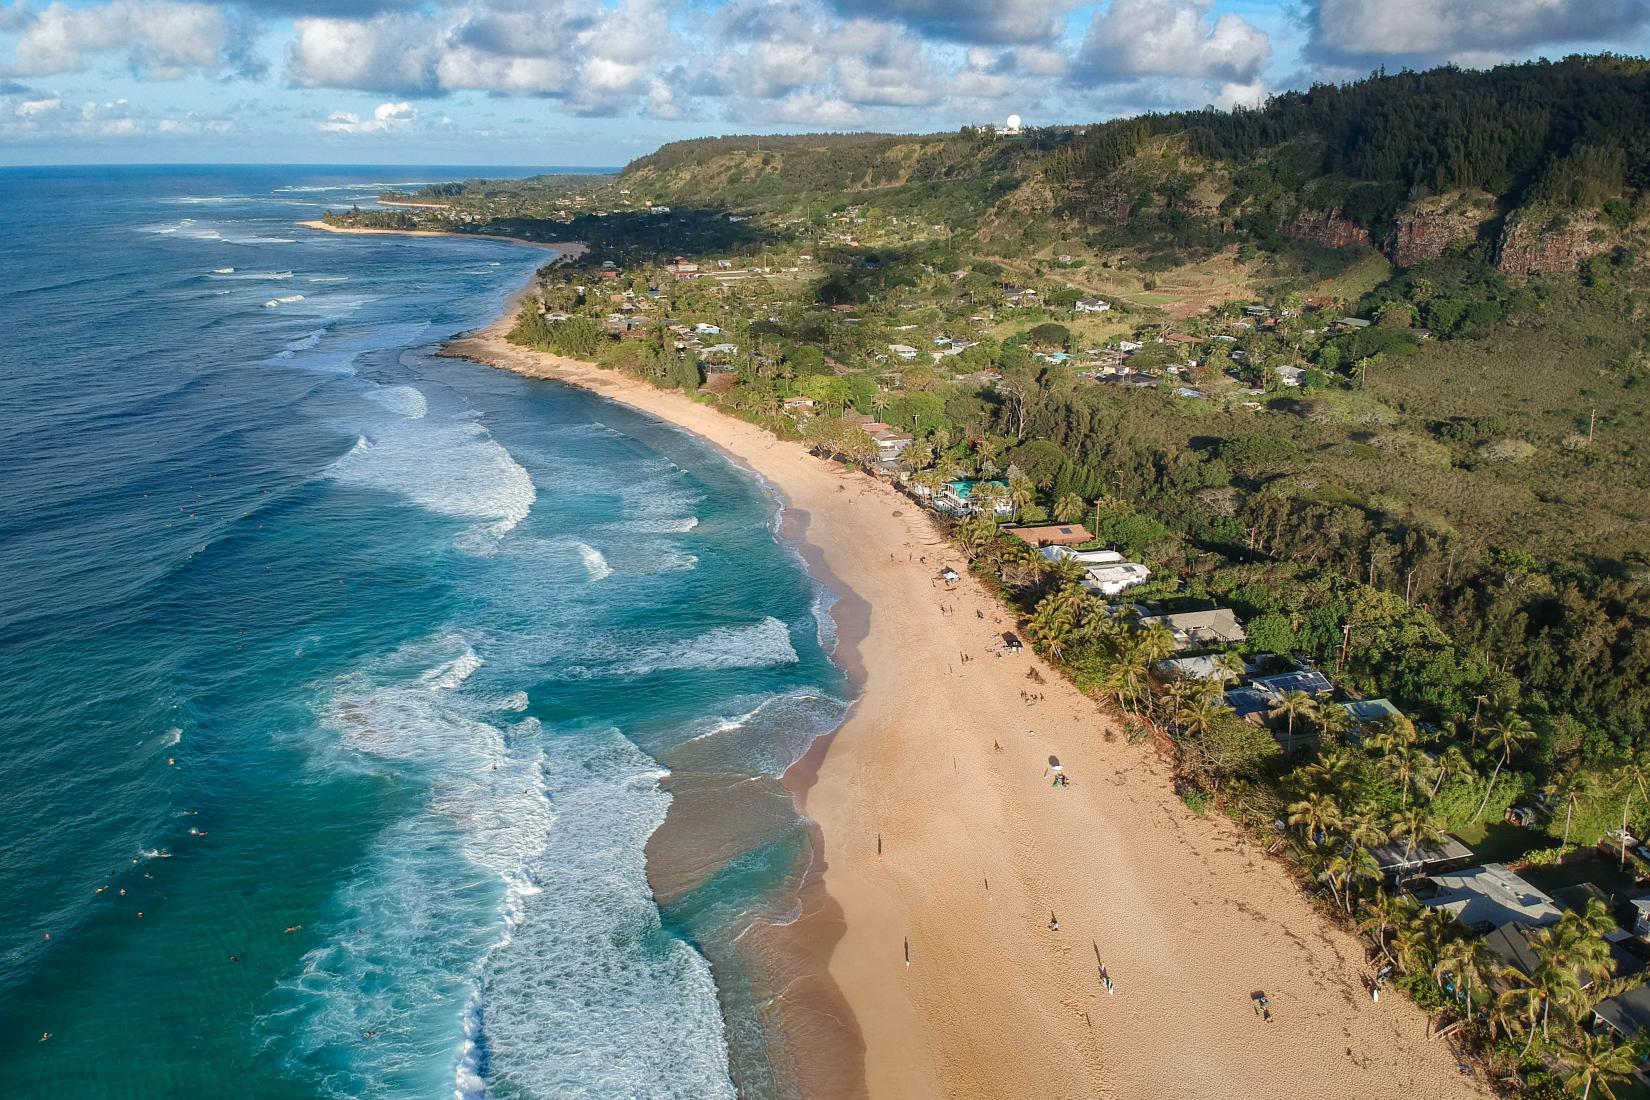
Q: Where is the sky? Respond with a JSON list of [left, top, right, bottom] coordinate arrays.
[[1, 0, 1647, 167]]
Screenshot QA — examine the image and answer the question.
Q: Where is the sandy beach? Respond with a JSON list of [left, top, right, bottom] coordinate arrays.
[[445, 307, 1490, 1100], [296, 219, 588, 257]]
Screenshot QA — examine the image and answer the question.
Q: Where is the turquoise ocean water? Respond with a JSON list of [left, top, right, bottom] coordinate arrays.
[[0, 166, 848, 1097]]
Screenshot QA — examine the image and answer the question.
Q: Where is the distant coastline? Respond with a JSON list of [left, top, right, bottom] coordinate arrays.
[[296, 219, 587, 258]]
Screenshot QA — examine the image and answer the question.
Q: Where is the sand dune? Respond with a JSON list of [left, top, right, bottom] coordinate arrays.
[[447, 309, 1489, 1100]]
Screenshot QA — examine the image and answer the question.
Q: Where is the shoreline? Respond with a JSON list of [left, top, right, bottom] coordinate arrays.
[[442, 291, 1492, 1099], [295, 219, 588, 258]]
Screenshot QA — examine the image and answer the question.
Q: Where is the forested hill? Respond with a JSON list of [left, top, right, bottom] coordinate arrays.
[[619, 56, 1650, 274]]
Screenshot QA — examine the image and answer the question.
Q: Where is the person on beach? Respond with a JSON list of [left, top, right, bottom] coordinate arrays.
[[1048, 911, 1060, 931]]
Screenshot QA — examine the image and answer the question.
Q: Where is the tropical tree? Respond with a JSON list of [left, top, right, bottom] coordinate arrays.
[[1053, 492, 1087, 524], [1432, 933, 1495, 1020], [1359, 890, 1420, 966], [1473, 712, 1536, 822], [1288, 791, 1343, 841], [1324, 845, 1380, 914], [1388, 805, 1445, 863], [1271, 689, 1320, 757], [1430, 744, 1477, 800], [1558, 1033, 1639, 1100]]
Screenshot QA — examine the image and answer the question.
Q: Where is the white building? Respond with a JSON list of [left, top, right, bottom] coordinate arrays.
[[1075, 298, 1111, 314], [888, 344, 919, 361], [1080, 562, 1152, 597]]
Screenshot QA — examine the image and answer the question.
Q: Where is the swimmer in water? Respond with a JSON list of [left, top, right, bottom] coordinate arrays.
[[284, 925, 302, 934]]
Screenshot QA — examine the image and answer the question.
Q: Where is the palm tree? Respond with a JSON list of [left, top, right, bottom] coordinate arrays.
[[1359, 890, 1420, 967], [1314, 701, 1353, 746], [1432, 934, 1495, 1021], [870, 390, 889, 420], [1053, 492, 1087, 524], [1325, 846, 1380, 914], [1390, 745, 1432, 806], [1497, 960, 1583, 1055], [1388, 805, 1445, 867], [1287, 791, 1343, 841], [1430, 744, 1476, 800], [1558, 1033, 1639, 1100], [1271, 689, 1320, 757], [1473, 712, 1536, 822], [1302, 748, 1358, 796], [1545, 771, 1590, 850], [1345, 806, 1392, 850], [1393, 906, 1456, 976], [1026, 588, 1082, 661]]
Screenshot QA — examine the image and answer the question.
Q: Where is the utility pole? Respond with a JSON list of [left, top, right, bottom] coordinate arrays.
[[1338, 622, 1352, 673], [1588, 406, 1597, 446]]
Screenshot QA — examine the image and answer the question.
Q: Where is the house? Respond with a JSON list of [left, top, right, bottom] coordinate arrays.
[[1154, 654, 1244, 682], [694, 322, 722, 336], [1043, 545, 1123, 565], [1137, 609, 1246, 651], [1339, 698, 1403, 726], [1001, 632, 1024, 654], [1009, 524, 1094, 548], [1080, 562, 1152, 597], [1594, 985, 1650, 1041], [888, 344, 919, 361], [1224, 686, 1275, 721], [700, 343, 739, 360], [1118, 340, 1143, 352], [934, 480, 1013, 518], [1250, 669, 1334, 698], [870, 429, 914, 463], [1075, 298, 1111, 314], [782, 396, 816, 413], [1369, 833, 1475, 879], [1336, 317, 1371, 331], [1275, 365, 1307, 387], [1630, 896, 1650, 936], [1422, 863, 1563, 930]]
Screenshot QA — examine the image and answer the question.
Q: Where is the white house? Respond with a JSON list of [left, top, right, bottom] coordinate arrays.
[[1275, 364, 1307, 387], [1042, 546, 1124, 565], [888, 344, 919, 361], [1118, 340, 1143, 353], [1080, 562, 1152, 597], [693, 322, 722, 336], [1075, 298, 1111, 314]]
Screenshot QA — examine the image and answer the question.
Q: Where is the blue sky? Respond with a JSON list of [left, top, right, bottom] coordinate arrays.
[[1, 0, 1647, 167]]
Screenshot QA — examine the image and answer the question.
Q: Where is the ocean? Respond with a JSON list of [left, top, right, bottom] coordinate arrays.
[[0, 166, 849, 1098]]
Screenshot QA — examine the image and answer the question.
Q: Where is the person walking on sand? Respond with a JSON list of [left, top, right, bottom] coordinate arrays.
[[1048, 911, 1060, 931]]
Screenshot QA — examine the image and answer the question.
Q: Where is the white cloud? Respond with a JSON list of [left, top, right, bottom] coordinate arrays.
[[288, 15, 441, 95], [1306, 0, 1650, 66], [318, 99, 416, 133], [1074, 0, 1270, 84], [1, 0, 259, 79]]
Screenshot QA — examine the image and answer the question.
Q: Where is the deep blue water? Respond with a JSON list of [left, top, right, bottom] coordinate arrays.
[[0, 166, 846, 1097]]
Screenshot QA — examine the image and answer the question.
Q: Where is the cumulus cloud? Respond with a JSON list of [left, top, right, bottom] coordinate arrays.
[[828, 0, 1071, 45], [1304, 0, 1650, 67], [1074, 0, 1270, 85], [1, 0, 262, 79], [287, 15, 441, 95], [318, 98, 416, 133]]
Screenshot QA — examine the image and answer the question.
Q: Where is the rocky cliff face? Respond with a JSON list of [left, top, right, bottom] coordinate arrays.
[[1280, 209, 1371, 250], [1386, 196, 1495, 267], [1496, 211, 1616, 275]]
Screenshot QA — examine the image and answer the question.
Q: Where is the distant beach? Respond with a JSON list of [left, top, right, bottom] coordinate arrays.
[[297, 219, 588, 258], [445, 293, 1491, 1100]]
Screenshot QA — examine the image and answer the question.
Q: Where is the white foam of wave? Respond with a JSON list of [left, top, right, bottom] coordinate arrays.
[[575, 541, 612, 582], [265, 634, 733, 1099], [367, 385, 428, 420], [164, 195, 233, 204], [210, 269, 292, 280], [459, 729, 735, 1099], [677, 689, 850, 776], [327, 415, 536, 538], [590, 617, 798, 678], [621, 515, 698, 534], [309, 275, 349, 283], [264, 294, 305, 307]]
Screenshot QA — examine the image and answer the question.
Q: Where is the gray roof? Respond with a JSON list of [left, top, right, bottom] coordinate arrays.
[[1483, 923, 1543, 977], [1595, 984, 1650, 1039], [1251, 670, 1334, 697], [1138, 608, 1246, 650], [1369, 833, 1474, 874], [1424, 863, 1562, 930]]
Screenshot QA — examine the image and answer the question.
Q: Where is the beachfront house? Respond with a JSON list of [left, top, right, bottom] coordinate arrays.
[[1137, 609, 1246, 651], [1369, 834, 1475, 880], [1594, 986, 1650, 1042], [934, 480, 1014, 518], [1080, 562, 1152, 597], [1250, 669, 1335, 698], [1421, 863, 1562, 931], [870, 429, 914, 463], [1041, 546, 1123, 565], [1009, 524, 1094, 548], [1153, 654, 1246, 683]]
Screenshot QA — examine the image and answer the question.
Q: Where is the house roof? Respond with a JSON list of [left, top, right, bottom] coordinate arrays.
[[1340, 698, 1403, 725], [1595, 984, 1650, 1038], [1482, 922, 1543, 978], [1369, 833, 1474, 874], [1154, 655, 1237, 682], [1139, 609, 1246, 650], [1224, 687, 1274, 718], [1250, 670, 1334, 697], [1009, 524, 1094, 547], [1424, 863, 1562, 929]]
